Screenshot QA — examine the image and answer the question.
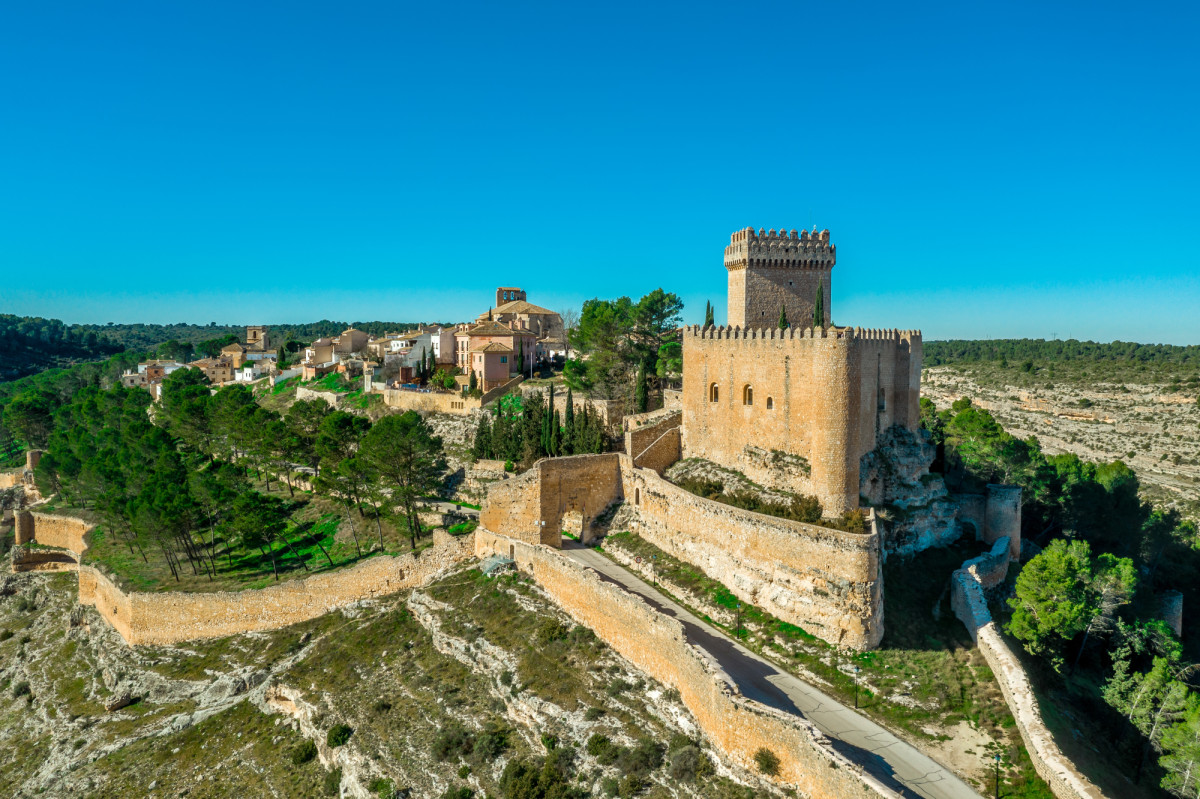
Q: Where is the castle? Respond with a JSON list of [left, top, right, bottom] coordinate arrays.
[[684, 227, 921, 514]]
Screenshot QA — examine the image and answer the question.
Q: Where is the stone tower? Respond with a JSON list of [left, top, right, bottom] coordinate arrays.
[[724, 227, 835, 329]]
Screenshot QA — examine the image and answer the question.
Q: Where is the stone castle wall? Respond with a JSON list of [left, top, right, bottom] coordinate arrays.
[[951, 547, 1107, 799], [478, 451, 884, 649], [381, 376, 524, 416], [18, 512, 92, 553], [985, 484, 1022, 559], [77, 532, 475, 645], [624, 410, 682, 474], [475, 529, 899, 799], [478, 454, 624, 547], [681, 325, 921, 514], [623, 464, 883, 649], [0, 472, 20, 490]]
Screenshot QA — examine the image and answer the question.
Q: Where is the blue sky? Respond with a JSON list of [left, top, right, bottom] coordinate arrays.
[[2, 1, 1197, 343]]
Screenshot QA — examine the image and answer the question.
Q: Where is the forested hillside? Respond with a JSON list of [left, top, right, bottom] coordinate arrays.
[[75, 320, 438, 352], [0, 315, 124, 383], [926, 339, 1200, 385]]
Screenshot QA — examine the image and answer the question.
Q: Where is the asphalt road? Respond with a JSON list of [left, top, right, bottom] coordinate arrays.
[[561, 542, 982, 799]]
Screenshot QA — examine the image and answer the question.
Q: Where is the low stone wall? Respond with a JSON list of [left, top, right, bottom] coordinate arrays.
[[624, 465, 883, 650], [951, 548, 1107, 799], [475, 529, 897, 799], [624, 410, 682, 474], [961, 536, 1011, 589], [0, 472, 20, 489], [295, 387, 344, 407], [11, 544, 79, 572], [78, 532, 475, 646]]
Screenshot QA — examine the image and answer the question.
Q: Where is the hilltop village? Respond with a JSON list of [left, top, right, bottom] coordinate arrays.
[[1, 226, 1190, 799]]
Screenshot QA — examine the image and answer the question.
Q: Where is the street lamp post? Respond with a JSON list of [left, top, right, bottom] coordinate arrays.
[[735, 603, 741, 639], [994, 753, 1001, 799], [651, 555, 657, 586], [853, 665, 861, 709]]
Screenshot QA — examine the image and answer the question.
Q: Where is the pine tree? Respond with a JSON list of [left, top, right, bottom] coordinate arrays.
[[813, 279, 825, 328], [563, 387, 575, 455], [778, 303, 789, 329], [468, 369, 477, 394], [704, 300, 714, 328]]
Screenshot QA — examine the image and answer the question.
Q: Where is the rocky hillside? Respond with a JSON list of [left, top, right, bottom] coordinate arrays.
[[924, 365, 1200, 518], [0, 565, 780, 799]]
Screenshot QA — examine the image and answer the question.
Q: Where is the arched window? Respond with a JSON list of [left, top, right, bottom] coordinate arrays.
[[743, 385, 753, 406], [709, 383, 719, 403], [634, 488, 640, 506], [766, 396, 774, 410]]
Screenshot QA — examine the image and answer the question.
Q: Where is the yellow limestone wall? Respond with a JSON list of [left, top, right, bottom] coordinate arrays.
[[475, 529, 899, 799]]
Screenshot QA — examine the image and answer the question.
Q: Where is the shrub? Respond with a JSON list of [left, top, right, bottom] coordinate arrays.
[[372, 699, 393, 714], [541, 733, 558, 751], [472, 723, 510, 762], [615, 738, 663, 777], [457, 765, 471, 778], [439, 789, 474, 799], [323, 767, 343, 796], [0, 630, 11, 641], [667, 745, 711, 782], [369, 777, 395, 798], [291, 739, 318, 765], [326, 724, 353, 748], [600, 777, 619, 797], [617, 774, 644, 798], [12, 681, 30, 699], [584, 706, 604, 721], [586, 734, 612, 757], [432, 724, 474, 761], [536, 620, 571, 645], [754, 747, 780, 776], [605, 678, 632, 697]]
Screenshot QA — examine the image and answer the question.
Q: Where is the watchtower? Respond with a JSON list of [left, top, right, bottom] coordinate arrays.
[[246, 325, 270, 352], [724, 227, 835, 329]]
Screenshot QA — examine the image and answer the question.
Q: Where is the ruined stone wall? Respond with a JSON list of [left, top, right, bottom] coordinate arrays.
[[475, 529, 898, 799], [295, 387, 344, 407], [480, 455, 624, 547], [624, 410, 682, 474], [951, 550, 1107, 799], [956, 494, 986, 539], [623, 462, 883, 650], [986, 485, 1022, 559], [680, 325, 921, 515], [76, 532, 474, 646], [26, 512, 92, 555], [0, 472, 20, 490]]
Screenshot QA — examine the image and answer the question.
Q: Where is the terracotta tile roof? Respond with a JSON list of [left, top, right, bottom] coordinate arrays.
[[492, 300, 558, 316], [471, 342, 514, 353]]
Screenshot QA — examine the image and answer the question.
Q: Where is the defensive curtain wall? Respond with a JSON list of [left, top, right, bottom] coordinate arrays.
[[681, 325, 921, 516], [477, 440, 884, 650], [379, 375, 525, 416], [474, 529, 900, 799], [956, 485, 1023, 560], [11, 511, 475, 646], [951, 543, 1108, 799]]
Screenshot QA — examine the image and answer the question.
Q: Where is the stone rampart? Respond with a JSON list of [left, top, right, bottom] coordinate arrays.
[[960, 537, 1011, 589], [624, 410, 682, 474], [985, 484, 1022, 559], [475, 529, 898, 799], [20, 512, 93, 554], [623, 463, 883, 649], [951, 549, 1107, 799], [295, 387, 344, 407], [11, 544, 79, 572], [77, 532, 475, 645], [479, 454, 623, 547]]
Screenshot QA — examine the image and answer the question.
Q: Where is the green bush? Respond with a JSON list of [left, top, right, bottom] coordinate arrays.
[[584, 706, 604, 721], [0, 630, 12, 641], [586, 733, 612, 757], [536, 620, 571, 645], [472, 723, 510, 761], [615, 738, 663, 777], [291, 739, 318, 765], [754, 747, 780, 776], [667, 745, 711, 782], [326, 724, 353, 748], [456, 765, 471, 778], [12, 681, 30, 699], [439, 789, 474, 799], [323, 767, 343, 796], [617, 774, 644, 798], [368, 777, 395, 798], [600, 777, 619, 797], [432, 724, 474, 761]]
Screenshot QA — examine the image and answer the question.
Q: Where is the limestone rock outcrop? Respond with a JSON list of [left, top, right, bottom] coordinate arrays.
[[859, 426, 960, 556]]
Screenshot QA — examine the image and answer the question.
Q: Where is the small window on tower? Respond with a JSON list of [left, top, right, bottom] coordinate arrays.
[[743, 385, 753, 406], [766, 396, 774, 410], [709, 383, 719, 403]]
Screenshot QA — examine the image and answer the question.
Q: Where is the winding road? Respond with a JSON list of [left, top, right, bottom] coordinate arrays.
[[561, 542, 982, 799]]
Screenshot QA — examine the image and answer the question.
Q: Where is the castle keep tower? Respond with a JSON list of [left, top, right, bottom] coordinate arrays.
[[725, 227, 835, 329], [684, 226, 921, 515]]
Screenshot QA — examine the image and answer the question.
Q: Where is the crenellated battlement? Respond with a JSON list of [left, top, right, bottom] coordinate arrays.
[[687, 324, 921, 343], [724, 227, 836, 271]]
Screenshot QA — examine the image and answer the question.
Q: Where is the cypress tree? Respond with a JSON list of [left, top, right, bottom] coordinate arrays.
[[472, 415, 492, 460], [468, 369, 477, 394], [778, 303, 789, 329], [634, 363, 648, 413], [550, 410, 562, 457], [563, 386, 575, 455], [813, 279, 825, 328], [704, 300, 714, 328]]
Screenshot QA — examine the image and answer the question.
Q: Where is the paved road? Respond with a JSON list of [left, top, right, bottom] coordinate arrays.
[[562, 543, 981, 799]]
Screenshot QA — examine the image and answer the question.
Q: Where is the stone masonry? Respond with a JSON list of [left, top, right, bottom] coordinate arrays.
[[725, 227, 835, 329]]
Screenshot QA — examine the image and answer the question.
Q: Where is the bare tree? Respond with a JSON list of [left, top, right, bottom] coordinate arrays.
[[559, 307, 580, 360]]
